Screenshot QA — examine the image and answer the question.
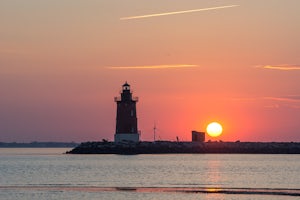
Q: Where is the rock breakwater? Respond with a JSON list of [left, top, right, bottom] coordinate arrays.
[[66, 141, 300, 154]]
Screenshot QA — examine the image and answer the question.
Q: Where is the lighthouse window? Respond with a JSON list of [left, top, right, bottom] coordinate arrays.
[[131, 110, 133, 116]]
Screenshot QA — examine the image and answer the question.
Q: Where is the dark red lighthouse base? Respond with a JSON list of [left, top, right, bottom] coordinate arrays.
[[114, 82, 139, 143]]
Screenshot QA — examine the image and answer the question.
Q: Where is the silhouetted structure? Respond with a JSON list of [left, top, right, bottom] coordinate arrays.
[[0, 142, 78, 148], [192, 131, 205, 142], [114, 82, 139, 142], [67, 142, 300, 154]]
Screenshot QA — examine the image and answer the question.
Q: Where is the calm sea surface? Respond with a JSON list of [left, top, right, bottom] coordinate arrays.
[[0, 148, 299, 200]]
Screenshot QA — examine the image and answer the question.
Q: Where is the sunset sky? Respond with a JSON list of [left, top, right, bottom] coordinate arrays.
[[1, 0, 300, 142]]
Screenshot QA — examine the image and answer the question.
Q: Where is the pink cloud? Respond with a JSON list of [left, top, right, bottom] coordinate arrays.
[[255, 64, 300, 71]]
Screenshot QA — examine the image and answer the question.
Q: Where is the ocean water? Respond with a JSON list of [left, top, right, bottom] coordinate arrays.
[[0, 148, 299, 200]]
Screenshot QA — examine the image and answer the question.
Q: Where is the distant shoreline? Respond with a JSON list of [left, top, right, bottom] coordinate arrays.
[[67, 141, 300, 154], [0, 142, 79, 148]]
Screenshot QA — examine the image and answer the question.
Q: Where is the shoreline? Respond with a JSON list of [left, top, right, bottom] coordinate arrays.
[[0, 142, 78, 148], [67, 141, 300, 154]]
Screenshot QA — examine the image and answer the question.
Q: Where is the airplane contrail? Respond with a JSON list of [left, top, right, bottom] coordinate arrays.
[[107, 64, 198, 69], [120, 5, 239, 20], [260, 65, 300, 71]]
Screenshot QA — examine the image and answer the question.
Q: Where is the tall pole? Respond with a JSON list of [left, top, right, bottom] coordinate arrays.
[[153, 122, 156, 142]]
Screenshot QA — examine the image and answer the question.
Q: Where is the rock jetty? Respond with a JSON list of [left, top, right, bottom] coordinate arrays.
[[66, 141, 300, 154]]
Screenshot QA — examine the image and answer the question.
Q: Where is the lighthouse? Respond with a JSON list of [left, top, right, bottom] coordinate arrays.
[[114, 82, 140, 143]]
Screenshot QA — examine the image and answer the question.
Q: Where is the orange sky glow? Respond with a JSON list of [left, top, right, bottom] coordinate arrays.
[[0, 0, 300, 142]]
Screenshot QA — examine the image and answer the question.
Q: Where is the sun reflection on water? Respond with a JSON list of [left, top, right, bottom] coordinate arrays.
[[205, 188, 221, 193]]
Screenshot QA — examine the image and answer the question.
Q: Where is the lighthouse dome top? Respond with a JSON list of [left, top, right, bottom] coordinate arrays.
[[122, 82, 130, 91], [123, 82, 130, 87]]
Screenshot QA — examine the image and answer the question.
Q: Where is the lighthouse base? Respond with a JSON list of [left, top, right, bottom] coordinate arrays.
[[114, 133, 139, 143]]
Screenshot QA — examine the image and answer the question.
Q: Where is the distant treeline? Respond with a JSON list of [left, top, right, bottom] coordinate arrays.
[[0, 142, 79, 148]]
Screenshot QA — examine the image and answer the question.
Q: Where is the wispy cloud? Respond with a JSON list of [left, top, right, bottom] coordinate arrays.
[[120, 5, 239, 20], [107, 64, 198, 70], [284, 95, 300, 100], [263, 96, 300, 103], [232, 96, 300, 102], [231, 97, 258, 101], [255, 65, 300, 71], [231, 95, 300, 109]]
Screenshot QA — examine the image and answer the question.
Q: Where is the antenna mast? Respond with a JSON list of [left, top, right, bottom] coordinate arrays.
[[153, 122, 157, 142]]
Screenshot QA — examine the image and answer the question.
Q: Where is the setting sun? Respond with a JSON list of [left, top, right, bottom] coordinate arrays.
[[206, 122, 223, 137]]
